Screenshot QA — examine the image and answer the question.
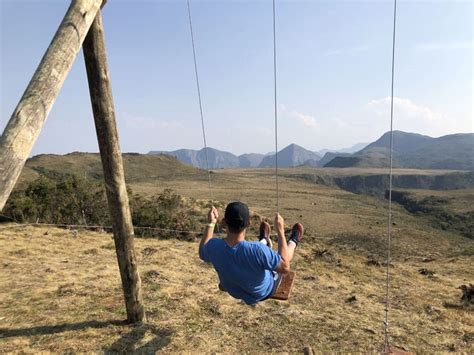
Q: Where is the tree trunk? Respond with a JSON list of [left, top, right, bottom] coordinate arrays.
[[82, 11, 145, 324], [0, 0, 103, 210]]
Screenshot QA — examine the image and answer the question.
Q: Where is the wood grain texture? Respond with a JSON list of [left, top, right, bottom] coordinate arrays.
[[83, 11, 145, 324], [270, 271, 295, 301]]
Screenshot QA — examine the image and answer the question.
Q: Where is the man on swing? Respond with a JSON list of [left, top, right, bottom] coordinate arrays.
[[199, 201, 304, 304]]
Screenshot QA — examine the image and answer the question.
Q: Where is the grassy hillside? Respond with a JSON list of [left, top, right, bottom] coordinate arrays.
[[2, 155, 472, 352], [19, 153, 205, 188], [17, 153, 473, 196]]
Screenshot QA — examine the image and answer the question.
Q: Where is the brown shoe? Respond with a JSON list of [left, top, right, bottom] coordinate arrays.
[[289, 223, 304, 245]]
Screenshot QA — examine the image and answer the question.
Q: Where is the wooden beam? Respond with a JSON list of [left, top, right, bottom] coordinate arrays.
[[82, 11, 145, 324], [0, 0, 104, 211]]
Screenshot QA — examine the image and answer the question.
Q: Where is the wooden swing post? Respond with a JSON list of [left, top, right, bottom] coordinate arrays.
[[83, 10, 145, 323], [0, 0, 145, 324], [0, 0, 104, 210]]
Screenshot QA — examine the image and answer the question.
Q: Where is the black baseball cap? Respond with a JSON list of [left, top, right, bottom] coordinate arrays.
[[224, 201, 250, 230]]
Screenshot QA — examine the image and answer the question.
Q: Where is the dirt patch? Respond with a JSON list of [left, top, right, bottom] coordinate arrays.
[[366, 255, 394, 267], [143, 270, 160, 284], [418, 268, 436, 277], [345, 295, 357, 304], [56, 283, 86, 297], [198, 299, 221, 316], [460, 284, 474, 304], [83, 248, 99, 255], [9, 249, 30, 257], [142, 247, 158, 257], [306, 247, 342, 266], [327, 233, 388, 258]]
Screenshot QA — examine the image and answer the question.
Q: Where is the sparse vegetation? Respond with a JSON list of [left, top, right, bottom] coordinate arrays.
[[388, 190, 474, 238], [4, 172, 206, 239], [1, 156, 473, 352], [130, 189, 204, 240], [1, 224, 472, 353], [4, 171, 109, 225]]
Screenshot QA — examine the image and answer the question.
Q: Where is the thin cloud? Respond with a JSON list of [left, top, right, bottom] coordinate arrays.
[[279, 105, 318, 128], [361, 96, 473, 141], [365, 97, 442, 123], [416, 41, 473, 51]]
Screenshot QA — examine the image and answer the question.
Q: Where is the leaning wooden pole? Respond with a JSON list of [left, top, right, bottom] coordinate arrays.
[[0, 0, 103, 211], [82, 11, 145, 323]]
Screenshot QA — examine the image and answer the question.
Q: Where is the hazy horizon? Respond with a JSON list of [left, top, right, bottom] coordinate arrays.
[[25, 130, 474, 159]]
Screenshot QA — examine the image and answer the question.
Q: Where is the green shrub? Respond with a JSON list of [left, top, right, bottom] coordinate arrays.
[[5, 172, 109, 225], [4, 172, 204, 240], [130, 189, 202, 240]]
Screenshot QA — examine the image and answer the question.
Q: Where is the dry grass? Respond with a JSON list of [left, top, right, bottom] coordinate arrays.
[[0, 224, 472, 352], [1, 168, 473, 352]]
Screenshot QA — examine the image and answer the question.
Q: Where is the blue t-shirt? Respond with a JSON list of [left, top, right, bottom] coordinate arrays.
[[200, 238, 281, 304]]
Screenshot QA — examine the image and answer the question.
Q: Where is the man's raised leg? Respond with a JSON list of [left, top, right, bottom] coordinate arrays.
[[287, 223, 304, 262], [258, 220, 273, 248]]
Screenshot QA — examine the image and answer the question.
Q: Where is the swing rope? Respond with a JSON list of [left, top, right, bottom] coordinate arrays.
[[384, 0, 397, 351], [187, 0, 213, 205], [272, 0, 280, 213]]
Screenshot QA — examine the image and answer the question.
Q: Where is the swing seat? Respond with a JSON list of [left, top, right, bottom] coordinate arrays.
[[269, 271, 295, 301]]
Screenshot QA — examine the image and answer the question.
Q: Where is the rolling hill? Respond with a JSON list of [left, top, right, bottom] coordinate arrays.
[[18, 152, 205, 187], [259, 144, 321, 168], [325, 131, 474, 170], [15, 152, 474, 197], [148, 148, 240, 169], [149, 148, 264, 169]]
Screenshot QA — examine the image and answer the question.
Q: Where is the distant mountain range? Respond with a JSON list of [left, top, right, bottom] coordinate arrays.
[[149, 142, 366, 169], [148, 148, 258, 169], [150, 131, 474, 170], [326, 131, 474, 170]]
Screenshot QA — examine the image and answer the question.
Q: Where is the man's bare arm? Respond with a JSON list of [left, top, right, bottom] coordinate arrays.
[[199, 206, 218, 258]]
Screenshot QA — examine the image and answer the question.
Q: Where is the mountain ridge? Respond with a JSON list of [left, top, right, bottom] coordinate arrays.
[[326, 131, 473, 170], [149, 131, 473, 170], [259, 144, 321, 168]]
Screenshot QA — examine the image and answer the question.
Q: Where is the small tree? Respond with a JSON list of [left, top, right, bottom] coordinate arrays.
[[4, 171, 109, 225]]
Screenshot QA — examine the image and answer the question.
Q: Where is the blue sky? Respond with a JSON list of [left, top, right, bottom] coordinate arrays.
[[1, 0, 472, 156]]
